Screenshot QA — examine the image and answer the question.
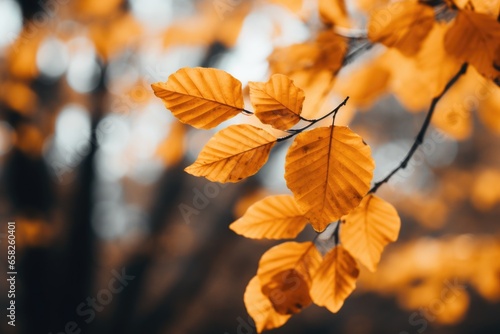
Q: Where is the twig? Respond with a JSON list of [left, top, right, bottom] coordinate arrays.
[[242, 109, 253, 115], [369, 63, 469, 194], [331, 221, 340, 245], [277, 96, 349, 142]]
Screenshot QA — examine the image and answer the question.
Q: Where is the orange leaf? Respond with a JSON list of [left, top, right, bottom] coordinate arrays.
[[310, 245, 359, 313], [261, 268, 313, 315], [256, 242, 322, 318], [368, 1, 435, 56], [244, 276, 291, 333], [249, 74, 305, 131], [257, 242, 322, 290], [230, 195, 308, 239], [388, 23, 462, 111], [152, 67, 244, 129], [444, 10, 500, 79], [315, 30, 348, 73], [185, 125, 276, 182], [285, 126, 375, 232], [341, 194, 401, 272], [268, 43, 320, 75]]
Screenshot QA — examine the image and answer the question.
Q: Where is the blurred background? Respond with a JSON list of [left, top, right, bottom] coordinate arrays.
[[0, 0, 499, 333]]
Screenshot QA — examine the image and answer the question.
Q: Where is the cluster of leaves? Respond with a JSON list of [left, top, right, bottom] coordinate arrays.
[[152, 0, 500, 332], [271, 0, 500, 138], [152, 67, 401, 331]]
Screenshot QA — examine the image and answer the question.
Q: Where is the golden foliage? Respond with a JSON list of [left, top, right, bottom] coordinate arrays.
[[341, 194, 401, 272], [268, 43, 320, 75], [244, 242, 323, 331], [444, 10, 500, 79], [145, 1, 500, 330], [388, 23, 463, 111], [315, 30, 348, 73], [368, 1, 435, 56], [310, 245, 359, 312], [359, 235, 500, 324], [152, 67, 244, 129], [185, 125, 276, 183], [257, 242, 322, 289], [267, 30, 346, 117], [261, 268, 312, 315], [244, 276, 291, 333], [249, 74, 305, 131], [285, 126, 375, 231], [230, 195, 308, 239]]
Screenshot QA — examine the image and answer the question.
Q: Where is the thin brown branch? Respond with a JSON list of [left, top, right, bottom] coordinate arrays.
[[277, 96, 349, 142], [369, 62, 469, 194]]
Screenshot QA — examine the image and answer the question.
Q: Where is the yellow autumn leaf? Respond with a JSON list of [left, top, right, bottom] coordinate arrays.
[[310, 245, 359, 313], [185, 124, 276, 183], [341, 194, 401, 272], [285, 126, 375, 232], [268, 43, 320, 75], [261, 268, 313, 315], [444, 10, 500, 79], [315, 29, 348, 73], [152, 67, 244, 129], [229, 195, 308, 239], [257, 242, 322, 316], [249, 74, 305, 131], [388, 23, 462, 111], [368, 1, 435, 56], [257, 242, 322, 290], [244, 276, 291, 333]]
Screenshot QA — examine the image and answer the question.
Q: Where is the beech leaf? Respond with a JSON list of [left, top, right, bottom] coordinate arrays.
[[285, 126, 375, 232], [249, 74, 305, 131], [185, 124, 276, 183], [341, 194, 401, 272], [152, 67, 244, 129], [230, 195, 308, 239], [310, 245, 359, 313]]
